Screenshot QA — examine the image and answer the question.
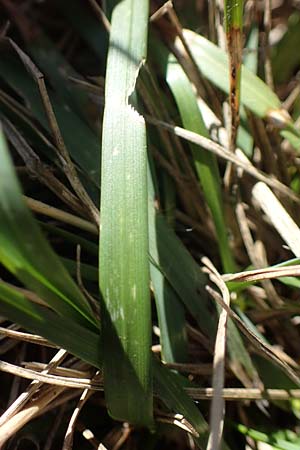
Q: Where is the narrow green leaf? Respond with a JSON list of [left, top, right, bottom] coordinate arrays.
[[237, 423, 300, 450], [0, 127, 97, 330], [163, 53, 256, 382], [0, 281, 101, 368], [166, 53, 235, 273], [99, 0, 152, 426], [149, 164, 188, 363]]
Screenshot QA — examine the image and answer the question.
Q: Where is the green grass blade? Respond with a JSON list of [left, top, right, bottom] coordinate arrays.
[[162, 53, 257, 381], [151, 271, 188, 363], [149, 212, 214, 337], [0, 127, 97, 330], [0, 281, 101, 368], [166, 53, 235, 273], [99, 0, 152, 426], [237, 424, 300, 450], [148, 146, 188, 364]]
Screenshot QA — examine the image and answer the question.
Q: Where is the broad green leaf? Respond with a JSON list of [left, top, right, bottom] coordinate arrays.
[[0, 281, 101, 368], [99, 0, 152, 426], [0, 128, 97, 330]]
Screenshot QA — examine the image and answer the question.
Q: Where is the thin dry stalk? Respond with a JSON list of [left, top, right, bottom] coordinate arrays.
[[87, 0, 111, 32], [146, 115, 299, 202], [8, 39, 100, 227], [235, 199, 282, 306], [0, 327, 54, 347], [24, 196, 98, 235], [0, 385, 65, 446], [156, 413, 199, 438], [0, 359, 100, 390], [185, 387, 300, 401], [63, 387, 94, 450], [263, 0, 274, 90], [202, 257, 230, 450], [0, 349, 67, 426], [2, 117, 86, 215], [206, 286, 300, 386]]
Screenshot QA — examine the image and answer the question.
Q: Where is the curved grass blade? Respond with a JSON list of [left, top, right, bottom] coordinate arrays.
[[99, 0, 152, 426], [0, 281, 101, 368], [166, 53, 235, 273], [0, 127, 97, 330], [162, 53, 257, 382]]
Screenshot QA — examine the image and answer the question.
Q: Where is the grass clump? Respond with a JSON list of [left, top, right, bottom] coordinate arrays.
[[1, 1, 300, 449]]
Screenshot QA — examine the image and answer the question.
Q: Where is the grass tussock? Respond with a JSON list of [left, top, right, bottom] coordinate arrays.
[[1, 1, 300, 449]]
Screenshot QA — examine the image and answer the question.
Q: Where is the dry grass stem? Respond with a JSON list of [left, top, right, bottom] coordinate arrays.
[[8, 39, 100, 226], [146, 115, 299, 202], [0, 359, 101, 390], [202, 257, 230, 450], [0, 326, 54, 347], [0, 349, 67, 427], [223, 264, 300, 283], [63, 387, 94, 450], [24, 196, 98, 235]]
